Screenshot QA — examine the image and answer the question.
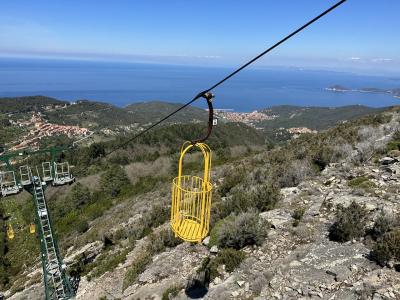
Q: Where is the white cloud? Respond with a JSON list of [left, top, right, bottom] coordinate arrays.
[[371, 58, 393, 63]]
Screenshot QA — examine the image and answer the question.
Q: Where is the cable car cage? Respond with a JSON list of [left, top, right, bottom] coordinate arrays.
[[53, 162, 75, 186], [0, 170, 21, 197], [171, 92, 214, 243], [0, 147, 76, 299]]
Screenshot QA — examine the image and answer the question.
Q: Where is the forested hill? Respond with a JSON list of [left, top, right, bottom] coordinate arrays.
[[46, 100, 207, 128], [0, 96, 68, 113], [124, 101, 207, 124], [259, 105, 386, 130], [0, 96, 208, 129]]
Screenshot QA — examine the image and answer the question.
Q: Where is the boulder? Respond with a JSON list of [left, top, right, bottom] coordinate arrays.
[[260, 210, 292, 229], [379, 157, 397, 165]]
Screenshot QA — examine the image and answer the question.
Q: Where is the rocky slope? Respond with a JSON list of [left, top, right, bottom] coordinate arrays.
[[5, 111, 400, 300]]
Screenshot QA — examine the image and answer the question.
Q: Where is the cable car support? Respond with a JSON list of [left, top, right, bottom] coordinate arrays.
[[0, 146, 75, 300]]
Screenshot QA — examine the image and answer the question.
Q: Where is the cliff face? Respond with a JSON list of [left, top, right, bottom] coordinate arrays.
[[5, 110, 400, 300]]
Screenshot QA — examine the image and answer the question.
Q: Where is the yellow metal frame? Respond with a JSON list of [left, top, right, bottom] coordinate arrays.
[[29, 223, 36, 234], [171, 142, 212, 242], [7, 223, 14, 240]]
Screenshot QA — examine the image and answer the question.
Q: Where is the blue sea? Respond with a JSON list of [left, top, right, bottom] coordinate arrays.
[[0, 58, 399, 111]]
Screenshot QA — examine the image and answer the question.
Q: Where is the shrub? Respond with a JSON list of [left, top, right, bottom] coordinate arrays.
[[356, 126, 386, 162], [250, 184, 281, 212], [370, 213, 399, 240], [123, 228, 181, 290], [76, 219, 89, 233], [162, 285, 182, 300], [123, 251, 152, 290], [69, 182, 92, 208], [209, 219, 225, 247], [90, 248, 130, 278], [215, 211, 267, 249], [371, 229, 400, 266], [219, 169, 245, 196], [147, 228, 182, 253], [198, 248, 245, 281], [214, 248, 246, 273], [219, 184, 280, 218], [348, 176, 376, 190], [100, 165, 131, 197], [142, 204, 169, 229], [292, 207, 305, 227], [279, 159, 316, 187], [329, 201, 368, 242]]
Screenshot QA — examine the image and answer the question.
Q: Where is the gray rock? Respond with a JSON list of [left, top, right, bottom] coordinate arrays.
[[260, 210, 293, 229], [380, 157, 397, 165], [210, 245, 219, 254]]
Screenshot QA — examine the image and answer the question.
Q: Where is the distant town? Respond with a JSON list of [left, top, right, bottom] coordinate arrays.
[[9, 113, 91, 151], [213, 108, 316, 136], [214, 109, 277, 128]]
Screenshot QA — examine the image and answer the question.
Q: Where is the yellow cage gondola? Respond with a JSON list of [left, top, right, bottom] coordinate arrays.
[[29, 223, 36, 234], [170, 92, 215, 243], [171, 142, 213, 242], [7, 223, 14, 240]]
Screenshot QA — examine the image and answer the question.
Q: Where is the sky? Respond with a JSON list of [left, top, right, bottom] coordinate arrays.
[[0, 0, 399, 75]]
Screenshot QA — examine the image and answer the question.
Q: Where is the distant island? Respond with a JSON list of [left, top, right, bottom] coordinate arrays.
[[326, 85, 400, 99]]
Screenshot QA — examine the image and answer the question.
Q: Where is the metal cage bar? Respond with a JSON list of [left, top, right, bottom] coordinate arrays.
[[1, 170, 20, 197], [42, 162, 53, 182], [53, 162, 74, 186], [171, 142, 212, 242], [20, 165, 32, 186]]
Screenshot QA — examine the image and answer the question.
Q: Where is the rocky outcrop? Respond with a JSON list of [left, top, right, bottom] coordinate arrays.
[[9, 157, 400, 300]]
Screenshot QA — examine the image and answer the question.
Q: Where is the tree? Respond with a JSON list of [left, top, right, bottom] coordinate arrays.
[[70, 182, 91, 208], [100, 165, 131, 197]]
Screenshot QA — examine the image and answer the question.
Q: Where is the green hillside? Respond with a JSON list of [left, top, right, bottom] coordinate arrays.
[[45, 100, 208, 129], [0, 96, 68, 113], [259, 105, 385, 130], [124, 101, 207, 124], [45, 100, 134, 128]]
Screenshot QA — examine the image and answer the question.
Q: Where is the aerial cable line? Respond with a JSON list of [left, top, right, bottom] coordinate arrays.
[[105, 0, 347, 156]]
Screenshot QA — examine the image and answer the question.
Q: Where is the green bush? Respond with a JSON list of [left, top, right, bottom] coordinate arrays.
[[371, 229, 400, 266], [143, 204, 169, 229], [199, 248, 245, 281], [147, 228, 182, 253], [219, 184, 280, 219], [370, 213, 399, 240], [100, 165, 131, 197], [90, 248, 130, 278], [219, 169, 245, 196], [215, 211, 267, 249], [292, 207, 305, 227], [209, 219, 225, 247], [348, 176, 376, 190], [76, 219, 89, 233], [123, 251, 152, 290], [123, 228, 181, 290], [329, 201, 368, 242], [70, 183, 91, 208], [162, 285, 182, 300], [250, 184, 281, 212], [386, 130, 400, 151]]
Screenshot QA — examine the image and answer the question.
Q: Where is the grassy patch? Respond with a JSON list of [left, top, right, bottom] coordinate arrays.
[[348, 176, 376, 190], [198, 248, 246, 281], [123, 251, 152, 290], [162, 284, 183, 300], [122, 228, 181, 290], [88, 248, 130, 279]]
